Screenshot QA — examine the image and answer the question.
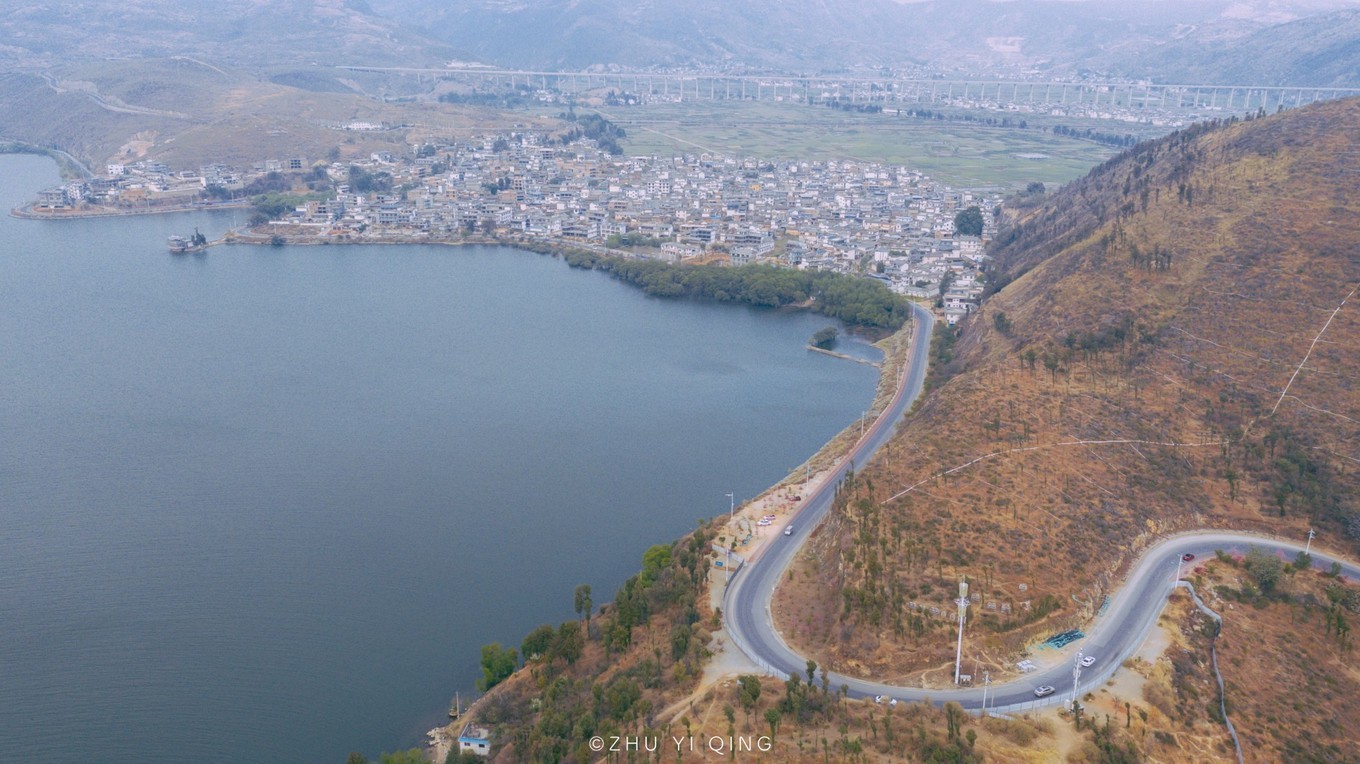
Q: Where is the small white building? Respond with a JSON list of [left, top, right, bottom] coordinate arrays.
[[457, 722, 493, 757]]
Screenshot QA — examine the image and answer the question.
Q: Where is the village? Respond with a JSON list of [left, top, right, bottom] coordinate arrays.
[[26, 127, 999, 323]]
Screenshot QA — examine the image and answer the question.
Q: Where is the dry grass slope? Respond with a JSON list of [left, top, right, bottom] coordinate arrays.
[[777, 98, 1360, 700]]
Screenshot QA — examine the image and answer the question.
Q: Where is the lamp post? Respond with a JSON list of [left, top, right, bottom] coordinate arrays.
[[953, 579, 970, 685], [726, 492, 735, 519], [1306, 528, 1316, 556], [981, 671, 990, 717]]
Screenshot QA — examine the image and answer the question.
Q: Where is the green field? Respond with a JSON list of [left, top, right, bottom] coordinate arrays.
[[565, 101, 1127, 188]]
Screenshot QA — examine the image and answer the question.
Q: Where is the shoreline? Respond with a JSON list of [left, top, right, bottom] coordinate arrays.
[[11, 200, 251, 219], [806, 344, 882, 368], [424, 305, 926, 762]]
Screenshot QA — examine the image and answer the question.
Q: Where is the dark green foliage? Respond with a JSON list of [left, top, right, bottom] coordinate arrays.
[[553, 621, 583, 665], [347, 165, 392, 194], [439, 90, 532, 109], [571, 259, 910, 330], [378, 750, 425, 764], [605, 232, 663, 248], [1052, 124, 1137, 148], [954, 206, 984, 237], [926, 322, 961, 389], [1244, 547, 1284, 593], [991, 311, 1012, 336], [811, 326, 838, 349], [240, 171, 291, 196], [250, 192, 308, 223], [477, 643, 518, 692], [556, 113, 627, 155], [345, 753, 368, 764], [495, 522, 719, 761], [573, 584, 592, 626], [521, 624, 556, 662], [640, 544, 673, 587], [444, 751, 484, 764]]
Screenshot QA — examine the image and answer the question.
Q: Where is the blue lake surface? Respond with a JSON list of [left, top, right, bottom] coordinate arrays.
[[0, 154, 878, 762]]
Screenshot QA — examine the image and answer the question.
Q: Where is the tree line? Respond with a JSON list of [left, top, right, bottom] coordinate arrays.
[[562, 255, 912, 330]]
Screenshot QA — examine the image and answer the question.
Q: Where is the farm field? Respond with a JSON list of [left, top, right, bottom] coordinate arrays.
[[569, 101, 1136, 187]]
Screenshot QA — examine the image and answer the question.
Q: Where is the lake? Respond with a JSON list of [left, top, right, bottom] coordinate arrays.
[[0, 154, 878, 762]]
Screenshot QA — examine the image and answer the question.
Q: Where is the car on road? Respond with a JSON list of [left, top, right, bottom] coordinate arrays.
[[784, 526, 793, 536], [1033, 685, 1056, 698], [873, 695, 883, 704], [888, 698, 898, 707], [1080, 655, 1096, 668], [1182, 553, 1196, 562]]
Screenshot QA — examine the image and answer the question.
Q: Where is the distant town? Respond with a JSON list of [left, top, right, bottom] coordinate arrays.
[[23, 121, 999, 324]]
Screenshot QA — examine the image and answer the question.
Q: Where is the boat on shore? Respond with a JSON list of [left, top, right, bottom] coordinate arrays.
[[169, 227, 209, 254]]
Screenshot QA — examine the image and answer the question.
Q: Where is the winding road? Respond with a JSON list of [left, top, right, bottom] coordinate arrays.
[[723, 302, 1360, 713]]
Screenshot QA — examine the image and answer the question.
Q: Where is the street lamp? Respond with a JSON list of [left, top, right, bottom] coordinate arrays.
[[953, 579, 970, 685], [726, 492, 735, 519], [1306, 528, 1316, 556]]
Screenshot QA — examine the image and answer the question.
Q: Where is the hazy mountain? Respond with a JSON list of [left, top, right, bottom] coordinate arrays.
[[1109, 8, 1360, 86], [0, 0, 458, 69], [367, 0, 1360, 85]]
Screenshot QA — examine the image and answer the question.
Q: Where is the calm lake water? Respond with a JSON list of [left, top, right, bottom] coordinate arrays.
[[0, 154, 877, 763]]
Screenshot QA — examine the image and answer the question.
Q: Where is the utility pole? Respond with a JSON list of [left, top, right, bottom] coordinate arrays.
[[726, 492, 735, 519], [1306, 528, 1316, 556], [1071, 649, 1084, 713], [953, 579, 969, 685], [981, 671, 990, 717]]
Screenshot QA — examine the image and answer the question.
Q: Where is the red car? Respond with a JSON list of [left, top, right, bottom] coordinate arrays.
[[1182, 553, 1195, 562]]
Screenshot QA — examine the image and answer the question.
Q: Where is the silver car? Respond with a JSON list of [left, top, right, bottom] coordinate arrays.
[[1033, 685, 1056, 698]]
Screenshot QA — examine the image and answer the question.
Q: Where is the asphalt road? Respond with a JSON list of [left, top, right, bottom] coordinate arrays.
[[723, 303, 1360, 712]]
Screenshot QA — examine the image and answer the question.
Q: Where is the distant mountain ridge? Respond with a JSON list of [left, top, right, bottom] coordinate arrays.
[[0, 0, 458, 68], [368, 0, 1360, 86], [1111, 8, 1360, 86]]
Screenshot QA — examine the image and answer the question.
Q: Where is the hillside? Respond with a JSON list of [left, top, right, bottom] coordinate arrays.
[[0, 57, 557, 173], [0, 0, 458, 70], [773, 97, 1360, 726], [1112, 8, 1360, 87], [370, 0, 1359, 81]]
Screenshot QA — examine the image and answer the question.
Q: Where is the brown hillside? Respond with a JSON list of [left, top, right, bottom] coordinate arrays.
[[776, 98, 1360, 693]]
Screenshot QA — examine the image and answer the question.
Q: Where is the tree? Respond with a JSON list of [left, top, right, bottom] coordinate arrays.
[[574, 584, 592, 630], [764, 707, 782, 737], [477, 642, 517, 691], [553, 620, 583, 665], [346, 754, 369, 764], [379, 750, 425, 764], [954, 206, 984, 237], [521, 624, 555, 662], [640, 544, 672, 586], [737, 675, 762, 721], [1244, 546, 1283, 594], [810, 326, 838, 349], [944, 701, 966, 739]]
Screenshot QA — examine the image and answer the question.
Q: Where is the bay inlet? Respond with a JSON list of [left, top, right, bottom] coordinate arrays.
[[0, 153, 879, 763]]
